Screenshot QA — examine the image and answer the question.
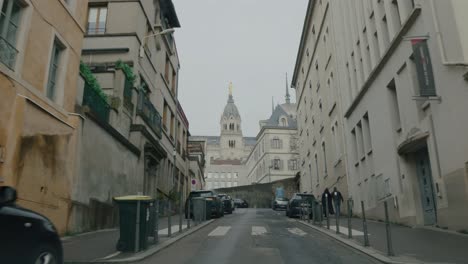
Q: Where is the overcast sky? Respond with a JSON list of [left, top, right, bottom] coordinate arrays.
[[174, 0, 308, 137]]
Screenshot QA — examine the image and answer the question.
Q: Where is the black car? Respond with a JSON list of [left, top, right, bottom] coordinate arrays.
[[185, 190, 224, 219], [234, 198, 248, 208], [286, 193, 315, 218], [0, 186, 63, 264], [218, 194, 234, 214]]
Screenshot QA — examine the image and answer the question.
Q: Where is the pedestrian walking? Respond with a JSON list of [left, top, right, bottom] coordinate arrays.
[[321, 188, 334, 216], [332, 187, 344, 217]]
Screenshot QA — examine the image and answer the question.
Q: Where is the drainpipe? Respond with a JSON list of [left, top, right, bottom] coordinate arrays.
[[429, 0, 468, 66]]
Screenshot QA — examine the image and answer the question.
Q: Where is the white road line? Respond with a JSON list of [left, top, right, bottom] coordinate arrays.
[[158, 225, 187, 235], [287, 227, 307, 236], [252, 226, 268, 236], [329, 226, 367, 236], [99, 251, 121, 260], [208, 226, 231, 237]]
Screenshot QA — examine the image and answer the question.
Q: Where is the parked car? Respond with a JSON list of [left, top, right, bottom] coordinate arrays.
[[185, 190, 224, 219], [272, 197, 289, 210], [218, 194, 234, 214], [286, 193, 315, 218], [234, 198, 249, 208], [0, 186, 63, 264]]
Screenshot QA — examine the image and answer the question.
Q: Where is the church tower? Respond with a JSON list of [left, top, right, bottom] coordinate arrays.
[[220, 82, 244, 159]]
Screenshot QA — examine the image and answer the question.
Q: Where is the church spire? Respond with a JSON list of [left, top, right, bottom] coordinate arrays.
[[285, 72, 291, 104], [272, 96, 274, 114], [228, 82, 234, 103]]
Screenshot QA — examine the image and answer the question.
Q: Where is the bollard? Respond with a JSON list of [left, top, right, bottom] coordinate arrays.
[[155, 200, 159, 243], [384, 201, 395, 256], [325, 195, 330, 230], [347, 199, 352, 239], [187, 199, 191, 229], [335, 204, 340, 234], [361, 201, 370, 247], [318, 202, 323, 227], [179, 192, 183, 233], [168, 201, 172, 237]]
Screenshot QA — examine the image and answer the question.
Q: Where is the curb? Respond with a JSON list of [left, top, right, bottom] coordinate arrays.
[[296, 220, 421, 264], [92, 219, 216, 263]]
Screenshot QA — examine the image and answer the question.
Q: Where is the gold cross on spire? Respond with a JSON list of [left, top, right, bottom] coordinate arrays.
[[229, 81, 233, 96]]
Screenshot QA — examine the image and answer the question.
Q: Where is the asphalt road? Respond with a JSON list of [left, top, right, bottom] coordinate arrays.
[[137, 208, 380, 264]]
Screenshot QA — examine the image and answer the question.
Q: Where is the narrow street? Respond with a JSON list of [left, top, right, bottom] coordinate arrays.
[[138, 209, 379, 264]]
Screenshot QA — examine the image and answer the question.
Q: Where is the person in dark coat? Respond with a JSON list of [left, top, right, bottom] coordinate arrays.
[[332, 187, 344, 217], [321, 188, 334, 216]]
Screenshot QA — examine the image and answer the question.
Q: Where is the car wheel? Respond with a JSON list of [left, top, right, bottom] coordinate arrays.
[[31, 244, 59, 264]]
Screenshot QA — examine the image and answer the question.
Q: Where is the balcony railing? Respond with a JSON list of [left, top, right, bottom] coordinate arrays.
[[83, 83, 110, 122], [0, 36, 18, 70], [137, 93, 162, 139]]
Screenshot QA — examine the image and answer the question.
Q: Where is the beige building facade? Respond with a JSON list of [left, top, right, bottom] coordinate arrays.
[[0, 0, 88, 234], [295, 0, 468, 230], [246, 85, 299, 185], [292, 0, 349, 201]]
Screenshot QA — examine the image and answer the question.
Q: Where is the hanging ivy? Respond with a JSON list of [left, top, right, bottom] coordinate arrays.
[[79, 61, 108, 101], [115, 59, 136, 83]]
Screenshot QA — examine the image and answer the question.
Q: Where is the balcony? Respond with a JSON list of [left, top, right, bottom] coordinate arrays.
[[0, 36, 18, 70], [137, 93, 162, 139], [83, 82, 110, 122]]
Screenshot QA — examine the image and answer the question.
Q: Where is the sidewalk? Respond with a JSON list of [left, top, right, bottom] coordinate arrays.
[[300, 217, 468, 264], [63, 214, 190, 263]]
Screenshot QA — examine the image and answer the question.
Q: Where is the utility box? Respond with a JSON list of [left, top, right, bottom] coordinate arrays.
[[114, 195, 155, 252], [192, 197, 206, 223]]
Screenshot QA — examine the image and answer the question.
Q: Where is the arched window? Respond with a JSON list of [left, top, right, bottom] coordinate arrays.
[[280, 117, 287, 127]]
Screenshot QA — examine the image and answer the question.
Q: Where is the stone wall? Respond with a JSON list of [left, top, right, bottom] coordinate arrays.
[[215, 177, 299, 208]]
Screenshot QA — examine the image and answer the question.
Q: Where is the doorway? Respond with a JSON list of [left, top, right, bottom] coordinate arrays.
[[415, 148, 436, 225]]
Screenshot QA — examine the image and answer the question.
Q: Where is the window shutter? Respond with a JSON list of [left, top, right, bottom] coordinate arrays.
[[279, 139, 283, 149]]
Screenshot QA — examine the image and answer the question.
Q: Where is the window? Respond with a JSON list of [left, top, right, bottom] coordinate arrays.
[[387, 79, 402, 131], [234, 173, 238, 178], [227, 173, 232, 178], [280, 118, 287, 127], [221, 173, 225, 178], [46, 40, 64, 101], [227, 182, 232, 187], [271, 137, 282, 149], [224, 124, 227, 130], [87, 6, 107, 34], [123, 73, 134, 112], [0, 0, 21, 69], [314, 154, 319, 183], [165, 55, 171, 83], [171, 69, 177, 95], [288, 159, 298, 170], [170, 111, 175, 139], [163, 101, 168, 131], [322, 142, 328, 177], [233, 182, 238, 187], [272, 158, 282, 170]]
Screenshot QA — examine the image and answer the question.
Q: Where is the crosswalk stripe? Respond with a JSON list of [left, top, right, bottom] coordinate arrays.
[[329, 226, 367, 236], [287, 227, 307, 236], [208, 226, 231, 237], [251, 226, 267, 236]]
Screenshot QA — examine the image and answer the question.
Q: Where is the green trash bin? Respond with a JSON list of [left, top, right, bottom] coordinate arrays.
[[114, 195, 155, 252]]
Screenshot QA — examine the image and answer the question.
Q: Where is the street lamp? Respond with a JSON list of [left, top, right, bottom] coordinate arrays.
[[139, 28, 175, 58]]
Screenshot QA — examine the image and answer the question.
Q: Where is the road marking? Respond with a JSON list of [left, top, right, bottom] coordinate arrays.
[[158, 225, 187, 235], [208, 226, 231, 237], [287, 227, 307, 236], [252, 226, 268, 236], [329, 226, 366, 236], [99, 251, 121, 260]]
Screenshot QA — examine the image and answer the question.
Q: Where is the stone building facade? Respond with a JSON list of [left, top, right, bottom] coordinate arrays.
[[291, 0, 349, 202], [72, 0, 190, 232], [294, 0, 468, 230], [246, 81, 300, 185], [0, 0, 88, 234], [191, 85, 256, 189]]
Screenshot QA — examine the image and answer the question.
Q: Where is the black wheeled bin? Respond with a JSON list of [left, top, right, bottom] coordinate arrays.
[[114, 195, 155, 252]]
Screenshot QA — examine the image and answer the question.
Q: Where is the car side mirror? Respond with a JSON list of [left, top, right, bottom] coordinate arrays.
[[0, 186, 17, 205]]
